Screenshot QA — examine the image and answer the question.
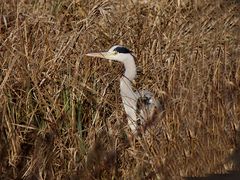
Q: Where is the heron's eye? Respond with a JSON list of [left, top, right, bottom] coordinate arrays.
[[112, 51, 118, 55]]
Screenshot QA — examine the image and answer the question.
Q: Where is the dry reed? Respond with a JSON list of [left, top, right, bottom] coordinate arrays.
[[0, 0, 240, 179]]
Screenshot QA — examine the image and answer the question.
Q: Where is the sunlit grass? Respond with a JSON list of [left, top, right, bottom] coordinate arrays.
[[0, 0, 239, 179]]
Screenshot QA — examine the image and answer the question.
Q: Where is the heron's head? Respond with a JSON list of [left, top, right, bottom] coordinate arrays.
[[86, 45, 134, 63]]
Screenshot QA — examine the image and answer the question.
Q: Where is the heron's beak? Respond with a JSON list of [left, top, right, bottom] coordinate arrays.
[[85, 52, 113, 60]]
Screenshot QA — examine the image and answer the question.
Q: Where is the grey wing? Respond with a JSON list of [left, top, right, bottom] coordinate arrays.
[[135, 90, 164, 124]]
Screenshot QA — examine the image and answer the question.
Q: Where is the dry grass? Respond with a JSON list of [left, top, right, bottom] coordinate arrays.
[[0, 0, 240, 179]]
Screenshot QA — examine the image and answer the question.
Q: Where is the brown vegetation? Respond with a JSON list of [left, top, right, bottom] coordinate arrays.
[[0, 0, 240, 179]]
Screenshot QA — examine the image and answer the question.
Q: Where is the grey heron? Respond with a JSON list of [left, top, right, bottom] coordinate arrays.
[[86, 45, 162, 133]]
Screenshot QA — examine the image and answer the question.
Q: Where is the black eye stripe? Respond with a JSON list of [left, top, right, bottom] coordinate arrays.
[[113, 46, 132, 54]]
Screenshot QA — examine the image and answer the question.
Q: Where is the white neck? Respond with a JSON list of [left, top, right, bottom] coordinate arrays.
[[119, 55, 138, 132], [122, 56, 136, 81], [120, 55, 136, 97]]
